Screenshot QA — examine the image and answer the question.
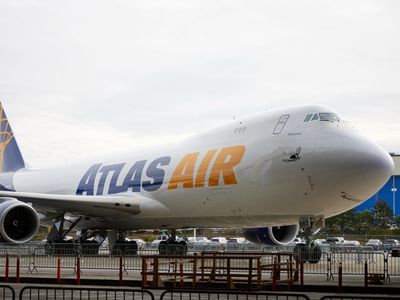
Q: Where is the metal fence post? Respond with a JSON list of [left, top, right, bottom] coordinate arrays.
[[338, 261, 342, 293], [57, 256, 61, 284], [272, 258, 277, 291], [119, 256, 123, 284], [364, 259, 368, 290], [247, 257, 252, 289], [5, 254, 9, 283], [327, 254, 333, 281], [384, 253, 390, 282], [76, 256, 81, 285], [300, 260, 304, 286], [16, 256, 20, 284], [192, 253, 197, 289], [142, 257, 147, 287], [257, 257, 261, 289], [153, 256, 159, 288], [179, 262, 184, 288]]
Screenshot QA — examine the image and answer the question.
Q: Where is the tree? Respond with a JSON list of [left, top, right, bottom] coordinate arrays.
[[371, 199, 393, 229], [395, 215, 400, 227], [356, 210, 374, 226], [354, 210, 374, 233], [325, 209, 356, 234]]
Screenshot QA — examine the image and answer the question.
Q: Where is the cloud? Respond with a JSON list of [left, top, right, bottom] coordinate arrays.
[[1, 0, 399, 165]]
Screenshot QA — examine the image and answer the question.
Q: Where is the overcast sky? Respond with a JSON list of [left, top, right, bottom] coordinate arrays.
[[1, 0, 399, 167]]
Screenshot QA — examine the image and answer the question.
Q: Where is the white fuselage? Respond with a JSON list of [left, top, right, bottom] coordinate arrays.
[[11, 105, 394, 231]]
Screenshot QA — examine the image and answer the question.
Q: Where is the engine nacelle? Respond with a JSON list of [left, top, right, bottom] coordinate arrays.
[[0, 198, 39, 244], [243, 224, 299, 246]]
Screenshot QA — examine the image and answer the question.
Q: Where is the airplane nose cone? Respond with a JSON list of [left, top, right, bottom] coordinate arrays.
[[361, 145, 394, 190], [312, 128, 394, 204]]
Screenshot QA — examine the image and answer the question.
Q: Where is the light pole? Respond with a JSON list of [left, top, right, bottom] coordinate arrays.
[[392, 174, 397, 221]]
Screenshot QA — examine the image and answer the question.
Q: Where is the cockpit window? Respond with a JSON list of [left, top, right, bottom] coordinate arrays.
[[303, 112, 342, 124], [303, 114, 313, 122], [311, 113, 319, 121], [319, 113, 339, 122]]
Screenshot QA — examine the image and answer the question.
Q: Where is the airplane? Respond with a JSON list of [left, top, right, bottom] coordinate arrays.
[[0, 102, 394, 262]]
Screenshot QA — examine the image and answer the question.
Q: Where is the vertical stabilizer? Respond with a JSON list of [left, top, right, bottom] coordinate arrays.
[[0, 102, 25, 172]]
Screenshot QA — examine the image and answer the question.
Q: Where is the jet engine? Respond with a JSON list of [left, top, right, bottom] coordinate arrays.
[[243, 224, 299, 246], [0, 198, 39, 244]]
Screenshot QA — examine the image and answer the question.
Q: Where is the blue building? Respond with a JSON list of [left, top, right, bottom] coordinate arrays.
[[355, 154, 399, 216]]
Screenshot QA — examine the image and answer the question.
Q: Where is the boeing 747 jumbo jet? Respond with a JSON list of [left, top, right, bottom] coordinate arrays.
[[0, 102, 394, 262]]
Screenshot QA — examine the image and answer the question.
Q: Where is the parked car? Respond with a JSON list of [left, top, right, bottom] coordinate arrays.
[[151, 235, 169, 248], [343, 240, 360, 246], [227, 237, 246, 244], [386, 239, 399, 246], [383, 239, 399, 250], [226, 237, 247, 249], [193, 237, 209, 245], [326, 237, 345, 245], [131, 239, 146, 250], [207, 237, 227, 250], [314, 239, 329, 246], [292, 237, 306, 244], [150, 234, 186, 248], [209, 237, 227, 244], [365, 239, 383, 250]]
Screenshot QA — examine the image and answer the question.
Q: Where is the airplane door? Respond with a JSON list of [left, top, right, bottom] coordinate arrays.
[[273, 114, 290, 135]]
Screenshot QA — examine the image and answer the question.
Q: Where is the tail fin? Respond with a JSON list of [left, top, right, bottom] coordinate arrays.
[[0, 102, 25, 172]]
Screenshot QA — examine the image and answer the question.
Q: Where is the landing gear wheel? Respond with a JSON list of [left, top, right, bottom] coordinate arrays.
[[178, 241, 188, 255], [296, 216, 325, 264], [294, 244, 321, 263], [159, 241, 168, 255], [158, 240, 188, 255], [308, 245, 322, 264], [45, 240, 76, 255], [112, 240, 138, 256], [294, 244, 308, 263], [80, 240, 100, 255]]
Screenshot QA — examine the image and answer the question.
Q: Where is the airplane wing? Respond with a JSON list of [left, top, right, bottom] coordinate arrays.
[[0, 190, 145, 219]]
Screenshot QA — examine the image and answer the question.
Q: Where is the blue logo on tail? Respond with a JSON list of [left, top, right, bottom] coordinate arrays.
[[0, 103, 25, 173]]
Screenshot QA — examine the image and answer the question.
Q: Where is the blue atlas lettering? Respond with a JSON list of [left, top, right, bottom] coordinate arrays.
[[76, 163, 103, 195], [142, 156, 171, 192], [122, 160, 147, 193], [98, 163, 126, 195], [76, 157, 171, 195]]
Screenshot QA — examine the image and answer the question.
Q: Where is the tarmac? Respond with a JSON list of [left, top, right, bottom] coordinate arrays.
[[2, 267, 400, 299], [2, 251, 400, 299]]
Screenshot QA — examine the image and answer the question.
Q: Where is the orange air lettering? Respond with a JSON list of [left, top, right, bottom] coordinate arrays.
[[168, 152, 200, 189], [208, 145, 246, 186], [194, 149, 218, 188]]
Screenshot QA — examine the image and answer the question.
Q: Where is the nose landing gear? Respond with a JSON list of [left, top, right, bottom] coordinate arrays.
[[294, 243, 322, 264], [294, 216, 325, 264], [158, 230, 188, 256]]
